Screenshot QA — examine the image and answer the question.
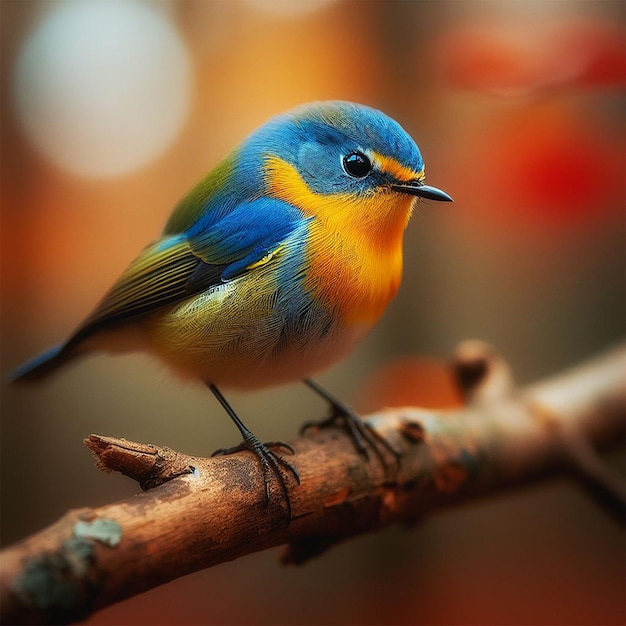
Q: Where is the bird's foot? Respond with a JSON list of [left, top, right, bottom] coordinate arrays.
[[208, 383, 300, 522], [212, 435, 300, 518], [301, 379, 401, 476]]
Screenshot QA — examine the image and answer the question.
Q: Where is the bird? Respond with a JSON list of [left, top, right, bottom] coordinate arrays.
[[10, 100, 452, 517]]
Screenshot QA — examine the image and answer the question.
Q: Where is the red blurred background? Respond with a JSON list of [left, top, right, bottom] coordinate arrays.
[[1, 1, 624, 624]]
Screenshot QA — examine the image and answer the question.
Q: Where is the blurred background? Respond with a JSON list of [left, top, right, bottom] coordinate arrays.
[[1, 1, 624, 624]]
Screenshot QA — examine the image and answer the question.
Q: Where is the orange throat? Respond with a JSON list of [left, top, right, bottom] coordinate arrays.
[[265, 156, 416, 327]]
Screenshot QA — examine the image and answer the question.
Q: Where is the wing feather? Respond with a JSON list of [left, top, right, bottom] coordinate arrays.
[[72, 237, 210, 341], [66, 198, 305, 347]]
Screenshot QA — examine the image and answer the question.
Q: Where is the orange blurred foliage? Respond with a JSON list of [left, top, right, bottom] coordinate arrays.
[[358, 355, 463, 412]]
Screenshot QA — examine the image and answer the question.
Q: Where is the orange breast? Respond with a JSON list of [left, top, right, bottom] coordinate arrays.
[[304, 218, 403, 327], [265, 156, 415, 328]]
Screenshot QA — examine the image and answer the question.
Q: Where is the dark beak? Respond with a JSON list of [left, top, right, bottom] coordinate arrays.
[[391, 181, 453, 202]]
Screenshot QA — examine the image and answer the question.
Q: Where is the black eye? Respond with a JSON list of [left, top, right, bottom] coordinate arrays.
[[343, 152, 372, 178]]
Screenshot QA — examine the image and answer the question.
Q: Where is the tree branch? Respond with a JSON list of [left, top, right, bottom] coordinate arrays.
[[1, 343, 624, 625]]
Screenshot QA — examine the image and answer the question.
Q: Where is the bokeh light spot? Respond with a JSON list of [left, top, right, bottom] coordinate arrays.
[[13, 0, 192, 179]]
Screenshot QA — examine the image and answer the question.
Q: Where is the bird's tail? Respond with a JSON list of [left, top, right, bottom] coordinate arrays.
[[7, 343, 78, 384]]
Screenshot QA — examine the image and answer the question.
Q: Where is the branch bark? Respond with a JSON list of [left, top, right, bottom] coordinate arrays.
[[1, 342, 624, 625]]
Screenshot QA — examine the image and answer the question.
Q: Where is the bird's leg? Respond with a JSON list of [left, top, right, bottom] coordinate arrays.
[[207, 383, 300, 519], [300, 378, 401, 472]]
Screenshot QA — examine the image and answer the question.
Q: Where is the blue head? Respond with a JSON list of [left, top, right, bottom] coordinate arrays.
[[240, 101, 437, 197], [165, 101, 451, 235]]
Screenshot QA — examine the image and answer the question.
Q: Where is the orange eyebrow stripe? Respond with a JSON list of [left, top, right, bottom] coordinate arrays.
[[372, 151, 424, 183]]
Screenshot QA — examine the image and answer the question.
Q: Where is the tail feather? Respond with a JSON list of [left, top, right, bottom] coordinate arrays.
[[7, 343, 78, 384]]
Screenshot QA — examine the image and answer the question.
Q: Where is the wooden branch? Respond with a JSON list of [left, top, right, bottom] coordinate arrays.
[[1, 343, 624, 625]]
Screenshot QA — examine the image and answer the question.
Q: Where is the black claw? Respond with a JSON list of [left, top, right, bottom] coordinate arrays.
[[303, 378, 401, 475], [214, 437, 299, 518], [299, 416, 334, 435], [211, 444, 242, 457], [262, 442, 301, 485], [264, 440, 297, 457], [251, 442, 299, 518]]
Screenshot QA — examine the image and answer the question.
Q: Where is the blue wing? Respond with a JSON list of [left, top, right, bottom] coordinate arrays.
[[185, 198, 306, 288], [81, 198, 305, 334], [10, 198, 307, 382]]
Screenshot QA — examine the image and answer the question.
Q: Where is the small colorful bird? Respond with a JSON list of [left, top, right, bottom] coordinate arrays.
[[10, 101, 452, 515]]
